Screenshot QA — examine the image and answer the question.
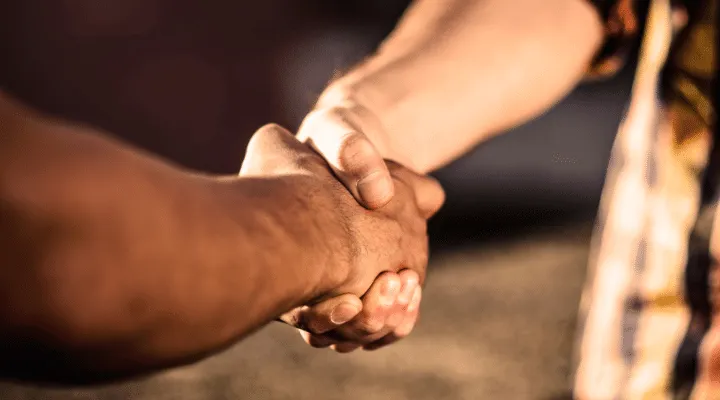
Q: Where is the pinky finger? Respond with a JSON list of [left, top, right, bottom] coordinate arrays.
[[300, 330, 338, 349], [331, 343, 362, 354], [364, 287, 422, 351]]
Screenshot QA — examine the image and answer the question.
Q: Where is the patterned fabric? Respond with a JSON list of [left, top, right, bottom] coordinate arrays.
[[574, 0, 717, 398]]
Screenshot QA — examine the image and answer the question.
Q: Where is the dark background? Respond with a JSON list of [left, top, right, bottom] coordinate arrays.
[[0, 0, 633, 228], [0, 1, 638, 398]]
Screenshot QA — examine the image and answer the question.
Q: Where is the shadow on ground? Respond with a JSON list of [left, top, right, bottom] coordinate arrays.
[[0, 222, 593, 400]]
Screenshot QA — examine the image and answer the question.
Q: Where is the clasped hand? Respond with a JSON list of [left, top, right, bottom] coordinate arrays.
[[239, 116, 443, 353]]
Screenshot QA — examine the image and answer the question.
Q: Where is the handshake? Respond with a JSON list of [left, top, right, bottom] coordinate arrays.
[[240, 104, 445, 353]]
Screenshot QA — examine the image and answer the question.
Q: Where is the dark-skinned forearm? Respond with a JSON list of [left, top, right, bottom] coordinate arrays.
[[0, 93, 345, 384]]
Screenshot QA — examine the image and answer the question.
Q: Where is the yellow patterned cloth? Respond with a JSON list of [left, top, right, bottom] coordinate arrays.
[[575, 0, 716, 398]]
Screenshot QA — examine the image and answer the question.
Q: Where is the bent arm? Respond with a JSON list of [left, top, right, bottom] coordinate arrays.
[[0, 92, 343, 384], [316, 0, 605, 172]]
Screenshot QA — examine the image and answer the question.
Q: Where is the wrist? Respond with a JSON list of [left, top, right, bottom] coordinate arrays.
[[222, 175, 354, 305], [297, 179, 360, 302]]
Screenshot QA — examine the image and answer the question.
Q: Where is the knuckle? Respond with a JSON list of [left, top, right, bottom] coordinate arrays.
[[255, 123, 286, 141], [259, 123, 286, 133], [245, 132, 264, 152], [247, 124, 286, 151]]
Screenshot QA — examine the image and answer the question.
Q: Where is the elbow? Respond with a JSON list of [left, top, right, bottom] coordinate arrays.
[[0, 153, 101, 351], [0, 183, 84, 345], [0, 268, 86, 385], [0, 235, 111, 358], [0, 255, 131, 385], [0, 260, 87, 351]]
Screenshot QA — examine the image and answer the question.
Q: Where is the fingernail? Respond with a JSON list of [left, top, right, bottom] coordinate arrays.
[[381, 279, 401, 306], [330, 303, 360, 325], [357, 172, 393, 207], [407, 287, 422, 313], [398, 281, 417, 305]]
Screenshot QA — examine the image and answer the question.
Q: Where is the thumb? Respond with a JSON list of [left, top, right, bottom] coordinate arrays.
[[279, 294, 363, 335], [298, 108, 394, 210]]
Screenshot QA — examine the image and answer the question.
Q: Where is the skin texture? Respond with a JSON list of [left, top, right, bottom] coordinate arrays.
[[294, 0, 606, 351], [0, 92, 443, 384]]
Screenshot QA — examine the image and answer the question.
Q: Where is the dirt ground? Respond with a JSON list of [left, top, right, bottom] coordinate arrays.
[[0, 224, 592, 400]]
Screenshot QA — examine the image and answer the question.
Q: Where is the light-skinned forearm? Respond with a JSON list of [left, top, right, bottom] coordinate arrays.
[[317, 0, 605, 172], [0, 92, 345, 383]]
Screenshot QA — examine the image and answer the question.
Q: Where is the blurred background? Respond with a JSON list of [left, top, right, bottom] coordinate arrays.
[[0, 0, 636, 398]]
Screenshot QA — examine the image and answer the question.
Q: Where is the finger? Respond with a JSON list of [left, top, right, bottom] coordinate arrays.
[[396, 269, 420, 305], [300, 294, 364, 335], [364, 286, 422, 351], [300, 330, 338, 349], [298, 108, 394, 209], [363, 314, 418, 351], [301, 331, 363, 353], [386, 161, 445, 219], [279, 294, 363, 335], [331, 343, 361, 354], [312, 272, 416, 348], [277, 306, 311, 330], [378, 272, 417, 332], [330, 272, 402, 343]]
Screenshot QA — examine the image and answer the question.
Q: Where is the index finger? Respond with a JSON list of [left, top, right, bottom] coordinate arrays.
[[386, 161, 446, 219]]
